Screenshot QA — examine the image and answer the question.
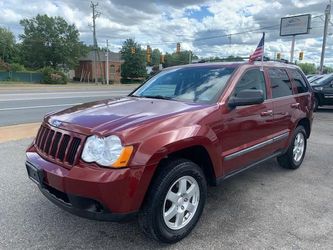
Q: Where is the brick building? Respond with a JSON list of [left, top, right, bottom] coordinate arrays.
[[75, 51, 123, 83]]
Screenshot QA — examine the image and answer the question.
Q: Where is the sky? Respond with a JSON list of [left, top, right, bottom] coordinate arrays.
[[0, 0, 331, 65]]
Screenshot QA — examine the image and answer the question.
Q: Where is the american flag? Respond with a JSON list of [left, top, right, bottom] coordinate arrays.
[[249, 33, 265, 63]]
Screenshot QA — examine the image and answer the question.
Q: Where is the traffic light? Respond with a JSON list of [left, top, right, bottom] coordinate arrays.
[[146, 45, 151, 64], [277, 53, 281, 60], [299, 51, 304, 60], [131, 47, 136, 54], [176, 43, 181, 53]]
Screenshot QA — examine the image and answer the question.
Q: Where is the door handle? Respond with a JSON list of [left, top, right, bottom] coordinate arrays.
[[291, 103, 300, 108], [260, 110, 273, 117]]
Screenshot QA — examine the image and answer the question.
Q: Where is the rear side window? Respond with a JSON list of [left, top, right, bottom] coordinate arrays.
[[269, 68, 293, 98], [291, 69, 308, 94]]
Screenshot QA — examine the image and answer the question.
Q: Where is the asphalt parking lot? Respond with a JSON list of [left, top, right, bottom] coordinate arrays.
[[0, 109, 332, 249]]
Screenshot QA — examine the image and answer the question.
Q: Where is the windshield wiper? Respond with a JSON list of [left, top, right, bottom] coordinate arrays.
[[140, 95, 173, 100]]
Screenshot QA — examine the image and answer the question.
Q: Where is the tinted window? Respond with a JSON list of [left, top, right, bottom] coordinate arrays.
[[312, 73, 333, 86], [269, 68, 293, 98], [233, 69, 266, 99], [291, 69, 308, 93], [132, 67, 236, 103]]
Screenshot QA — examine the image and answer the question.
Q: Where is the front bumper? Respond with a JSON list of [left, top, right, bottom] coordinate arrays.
[[37, 176, 136, 221], [26, 145, 155, 221]]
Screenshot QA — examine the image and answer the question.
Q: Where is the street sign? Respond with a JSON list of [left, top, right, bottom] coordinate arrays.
[[280, 14, 311, 36]]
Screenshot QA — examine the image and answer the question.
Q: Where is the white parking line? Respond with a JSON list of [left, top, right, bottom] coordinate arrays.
[[0, 103, 82, 111]]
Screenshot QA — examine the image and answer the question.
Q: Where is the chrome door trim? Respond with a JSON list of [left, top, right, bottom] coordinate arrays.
[[224, 132, 289, 161]]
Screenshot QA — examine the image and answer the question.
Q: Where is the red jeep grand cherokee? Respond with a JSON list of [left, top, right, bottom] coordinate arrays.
[[26, 62, 313, 243]]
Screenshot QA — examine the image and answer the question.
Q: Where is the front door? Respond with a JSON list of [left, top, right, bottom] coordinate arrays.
[[220, 68, 275, 175]]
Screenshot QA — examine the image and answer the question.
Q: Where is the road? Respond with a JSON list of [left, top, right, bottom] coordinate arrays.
[[0, 85, 136, 126], [0, 109, 332, 249]]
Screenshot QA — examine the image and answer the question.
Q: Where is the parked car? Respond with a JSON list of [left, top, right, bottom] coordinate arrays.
[[308, 74, 325, 84], [26, 61, 313, 243], [311, 73, 333, 111]]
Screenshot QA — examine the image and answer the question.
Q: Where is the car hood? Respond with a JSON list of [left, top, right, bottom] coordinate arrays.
[[46, 97, 208, 135]]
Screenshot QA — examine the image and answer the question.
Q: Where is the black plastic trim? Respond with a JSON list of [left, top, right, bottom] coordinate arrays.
[[215, 151, 283, 186], [38, 185, 137, 222]]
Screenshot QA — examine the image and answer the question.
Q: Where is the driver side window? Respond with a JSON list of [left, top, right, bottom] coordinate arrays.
[[233, 69, 267, 99]]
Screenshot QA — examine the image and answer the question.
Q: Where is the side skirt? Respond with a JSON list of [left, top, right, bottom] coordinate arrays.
[[214, 151, 283, 186]]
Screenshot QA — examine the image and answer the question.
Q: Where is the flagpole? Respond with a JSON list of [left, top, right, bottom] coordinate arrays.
[[261, 32, 265, 71]]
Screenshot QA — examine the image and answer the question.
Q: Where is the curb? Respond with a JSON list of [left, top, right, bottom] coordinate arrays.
[[0, 123, 40, 143]]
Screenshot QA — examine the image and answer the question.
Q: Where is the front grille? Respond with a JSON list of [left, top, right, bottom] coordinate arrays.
[[35, 125, 84, 168]]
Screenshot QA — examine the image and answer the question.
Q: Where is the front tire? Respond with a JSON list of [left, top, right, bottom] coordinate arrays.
[[277, 126, 307, 169], [138, 159, 207, 243]]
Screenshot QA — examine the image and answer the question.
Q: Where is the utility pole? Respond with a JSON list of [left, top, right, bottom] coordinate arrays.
[[320, 1, 331, 74], [105, 39, 109, 85], [290, 35, 296, 63], [90, 2, 100, 83]]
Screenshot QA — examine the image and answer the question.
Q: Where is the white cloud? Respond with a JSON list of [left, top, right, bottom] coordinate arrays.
[[0, 0, 330, 65]]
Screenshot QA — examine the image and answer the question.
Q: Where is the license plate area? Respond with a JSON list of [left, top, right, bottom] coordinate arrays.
[[26, 162, 44, 186]]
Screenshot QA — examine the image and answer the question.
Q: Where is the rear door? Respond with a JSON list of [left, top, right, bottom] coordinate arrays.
[[267, 68, 297, 151]]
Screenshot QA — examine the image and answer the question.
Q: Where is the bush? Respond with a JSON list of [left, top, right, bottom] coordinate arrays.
[[10, 63, 26, 72], [0, 60, 10, 71], [41, 67, 67, 84], [120, 77, 144, 84], [297, 63, 316, 75]]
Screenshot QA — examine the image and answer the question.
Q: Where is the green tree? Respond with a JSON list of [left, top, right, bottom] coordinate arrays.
[[19, 14, 86, 69], [322, 66, 333, 74], [223, 55, 244, 62], [151, 48, 161, 66], [120, 38, 147, 79], [298, 63, 316, 75], [163, 51, 195, 67], [0, 27, 17, 63]]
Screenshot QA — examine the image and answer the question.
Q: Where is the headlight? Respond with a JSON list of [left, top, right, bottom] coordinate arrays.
[[313, 86, 323, 91], [81, 135, 133, 168]]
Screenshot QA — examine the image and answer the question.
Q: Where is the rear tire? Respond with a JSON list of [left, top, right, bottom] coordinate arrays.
[[277, 126, 307, 169], [138, 159, 207, 243]]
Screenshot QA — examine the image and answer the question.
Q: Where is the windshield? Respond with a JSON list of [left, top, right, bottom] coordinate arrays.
[[312, 74, 333, 86], [131, 66, 236, 103]]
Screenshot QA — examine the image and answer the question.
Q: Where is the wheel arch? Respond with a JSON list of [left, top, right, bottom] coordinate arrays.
[[139, 144, 217, 211], [296, 117, 311, 138]]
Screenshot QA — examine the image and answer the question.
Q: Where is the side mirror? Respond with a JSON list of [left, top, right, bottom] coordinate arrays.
[[228, 89, 264, 108]]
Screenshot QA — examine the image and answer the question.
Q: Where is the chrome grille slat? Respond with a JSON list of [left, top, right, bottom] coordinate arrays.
[[45, 130, 55, 154], [50, 132, 62, 158], [40, 128, 50, 152], [67, 138, 81, 165], [58, 134, 70, 161]]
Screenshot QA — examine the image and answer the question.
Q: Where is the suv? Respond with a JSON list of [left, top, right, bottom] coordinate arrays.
[[26, 62, 313, 243], [310, 73, 333, 111]]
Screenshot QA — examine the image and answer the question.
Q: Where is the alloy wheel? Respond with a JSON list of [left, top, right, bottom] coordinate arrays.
[[163, 176, 200, 230]]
